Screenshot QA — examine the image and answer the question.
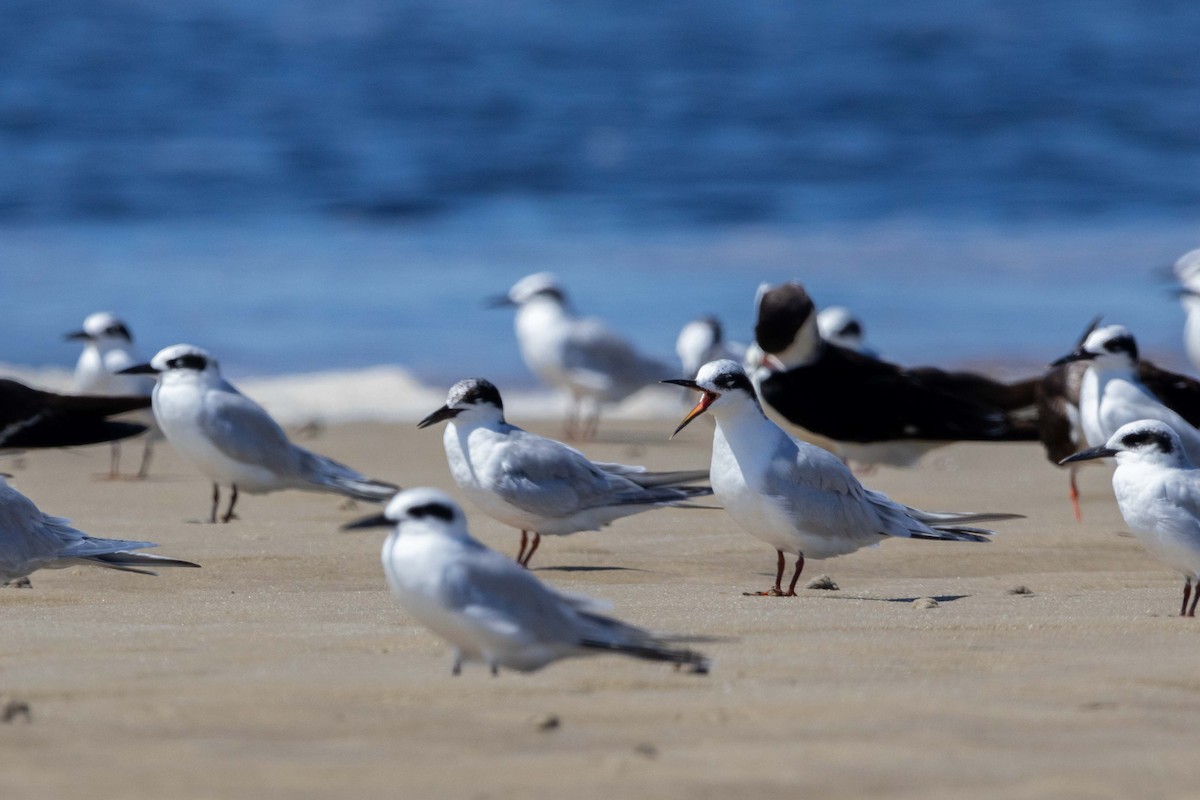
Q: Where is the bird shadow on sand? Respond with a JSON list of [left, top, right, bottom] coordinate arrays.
[[534, 565, 646, 573], [830, 593, 970, 604]]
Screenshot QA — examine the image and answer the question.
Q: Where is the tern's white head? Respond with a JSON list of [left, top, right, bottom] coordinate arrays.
[[665, 359, 761, 435], [1174, 248, 1200, 287], [344, 487, 470, 539], [1062, 419, 1192, 470], [508, 272, 566, 305], [676, 316, 723, 376], [118, 344, 220, 384], [65, 312, 134, 350], [816, 306, 866, 352], [754, 281, 820, 368], [1054, 324, 1139, 371], [417, 378, 506, 429]]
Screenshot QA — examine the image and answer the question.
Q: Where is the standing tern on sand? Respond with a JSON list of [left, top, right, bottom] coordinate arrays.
[[666, 360, 1018, 596], [344, 487, 710, 675], [120, 344, 397, 522], [489, 272, 671, 439], [1053, 325, 1200, 466], [0, 475, 198, 585], [66, 312, 161, 479], [1063, 420, 1200, 617], [418, 378, 712, 567]]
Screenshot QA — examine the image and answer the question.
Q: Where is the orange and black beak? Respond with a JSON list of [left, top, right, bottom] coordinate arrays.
[[662, 379, 717, 437]]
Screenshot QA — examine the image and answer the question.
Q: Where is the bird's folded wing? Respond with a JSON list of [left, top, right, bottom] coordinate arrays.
[[201, 389, 296, 470], [489, 436, 615, 517], [440, 557, 581, 642]]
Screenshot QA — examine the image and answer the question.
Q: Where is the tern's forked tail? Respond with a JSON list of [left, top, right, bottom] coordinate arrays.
[[297, 448, 399, 502]]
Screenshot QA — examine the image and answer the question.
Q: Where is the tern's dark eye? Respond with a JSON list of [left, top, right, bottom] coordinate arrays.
[[1121, 430, 1172, 453], [408, 502, 455, 522], [105, 323, 131, 339], [1104, 334, 1138, 360], [713, 371, 754, 394], [166, 354, 207, 371]]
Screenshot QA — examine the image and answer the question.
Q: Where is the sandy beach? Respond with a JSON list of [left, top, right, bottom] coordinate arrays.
[[2, 417, 1198, 800]]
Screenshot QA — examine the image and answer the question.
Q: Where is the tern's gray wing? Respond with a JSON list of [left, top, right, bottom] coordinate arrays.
[[0, 486, 71, 577], [201, 386, 297, 472], [1145, 472, 1200, 540], [565, 318, 670, 399], [0, 485, 169, 579], [438, 545, 587, 642], [760, 437, 943, 544], [489, 430, 638, 518]]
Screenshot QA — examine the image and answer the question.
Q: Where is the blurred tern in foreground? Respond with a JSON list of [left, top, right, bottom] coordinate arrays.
[[120, 344, 397, 522], [489, 272, 671, 439], [816, 306, 875, 357], [0, 378, 148, 451], [418, 378, 712, 567], [0, 475, 198, 585], [1062, 420, 1200, 616], [753, 282, 1038, 469], [66, 312, 160, 479], [1052, 325, 1200, 466], [666, 361, 1018, 596], [676, 315, 747, 380], [345, 487, 710, 674]]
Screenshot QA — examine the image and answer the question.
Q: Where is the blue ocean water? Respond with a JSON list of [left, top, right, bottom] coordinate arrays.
[[2, 1, 1199, 385]]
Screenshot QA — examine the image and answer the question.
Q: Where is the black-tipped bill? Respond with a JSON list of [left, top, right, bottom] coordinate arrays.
[[1175, 286, 1200, 300], [662, 380, 716, 437], [342, 512, 392, 531], [1059, 445, 1118, 465], [417, 405, 462, 429], [1050, 349, 1096, 368], [64, 330, 91, 342], [117, 363, 160, 375], [485, 294, 517, 309]]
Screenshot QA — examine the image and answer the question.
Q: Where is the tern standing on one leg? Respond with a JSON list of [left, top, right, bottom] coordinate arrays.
[[489, 272, 670, 440], [665, 360, 1017, 596], [1052, 324, 1200, 464], [1063, 420, 1200, 617], [120, 344, 398, 523], [0, 476, 198, 586], [418, 378, 712, 567], [66, 312, 161, 479], [344, 487, 710, 675]]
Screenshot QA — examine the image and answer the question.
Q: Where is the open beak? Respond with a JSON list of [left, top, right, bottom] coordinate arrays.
[[342, 512, 392, 531], [1050, 348, 1096, 368], [417, 405, 462, 429], [117, 363, 160, 375], [1059, 445, 1118, 465], [662, 379, 717, 437], [64, 330, 91, 342], [485, 294, 517, 309]]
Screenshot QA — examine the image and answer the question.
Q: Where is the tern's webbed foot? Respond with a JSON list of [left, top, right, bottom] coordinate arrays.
[[743, 588, 792, 597]]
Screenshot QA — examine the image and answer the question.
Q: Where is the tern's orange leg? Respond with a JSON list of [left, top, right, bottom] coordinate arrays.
[[744, 550, 787, 596]]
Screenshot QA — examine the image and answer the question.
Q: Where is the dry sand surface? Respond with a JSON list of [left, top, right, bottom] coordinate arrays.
[[2, 419, 1199, 800]]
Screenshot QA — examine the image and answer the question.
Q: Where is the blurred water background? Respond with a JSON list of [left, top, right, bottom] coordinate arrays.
[[3, 0, 1200, 410]]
